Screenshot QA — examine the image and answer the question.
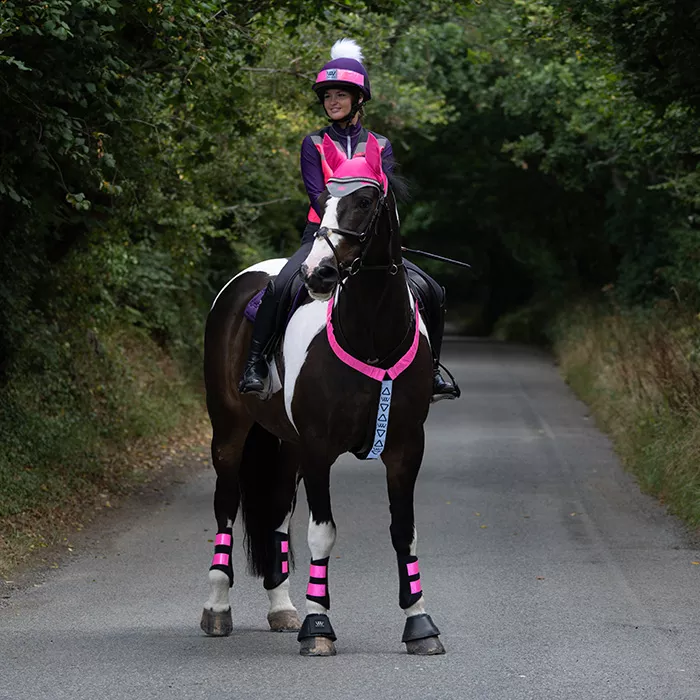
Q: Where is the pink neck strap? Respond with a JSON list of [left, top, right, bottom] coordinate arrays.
[[326, 298, 421, 382]]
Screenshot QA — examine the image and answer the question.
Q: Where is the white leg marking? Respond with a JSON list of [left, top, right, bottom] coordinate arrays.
[[405, 597, 427, 617], [410, 526, 418, 556], [267, 508, 297, 614], [268, 579, 296, 614], [210, 258, 288, 309], [205, 569, 231, 614], [306, 516, 336, 615], [282, 300, 328, 431], [204, 517, 234, 614], [405, 528, 426, 617], [308, 516, 336, 558]]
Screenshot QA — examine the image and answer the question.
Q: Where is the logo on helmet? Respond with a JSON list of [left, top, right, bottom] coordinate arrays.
[[325, 69, 338, 80]]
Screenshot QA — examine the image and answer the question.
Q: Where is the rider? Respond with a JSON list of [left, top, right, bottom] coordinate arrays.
[[239, 39, 460, 402]]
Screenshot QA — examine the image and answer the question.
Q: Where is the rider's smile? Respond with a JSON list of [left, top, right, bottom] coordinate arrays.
[[323, 89, 355, 122]]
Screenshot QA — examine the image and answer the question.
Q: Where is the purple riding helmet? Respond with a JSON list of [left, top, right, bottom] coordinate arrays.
[[313, 39, 371, 119]]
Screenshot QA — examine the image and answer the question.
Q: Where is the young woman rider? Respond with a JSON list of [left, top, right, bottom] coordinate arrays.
[[239, 39, 460, 402]]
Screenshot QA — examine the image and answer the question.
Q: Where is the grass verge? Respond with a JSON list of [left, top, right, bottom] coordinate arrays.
[[551, 302, 700, 527], [0, 322, 210, 579]]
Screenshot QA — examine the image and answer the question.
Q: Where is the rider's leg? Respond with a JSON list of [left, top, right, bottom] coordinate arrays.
[[239, 224, 318, 398], [404, 260, 460, 401]]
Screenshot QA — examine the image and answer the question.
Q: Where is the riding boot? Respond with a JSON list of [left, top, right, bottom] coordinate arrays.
[[426, 287, 461, 403], [239, 281, 280, 399]]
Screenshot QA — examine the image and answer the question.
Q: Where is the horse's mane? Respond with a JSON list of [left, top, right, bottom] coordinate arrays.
[[388, 169, 410, 203]]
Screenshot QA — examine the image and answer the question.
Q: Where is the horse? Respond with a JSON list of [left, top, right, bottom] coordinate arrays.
[[200, 133, 445, 656]]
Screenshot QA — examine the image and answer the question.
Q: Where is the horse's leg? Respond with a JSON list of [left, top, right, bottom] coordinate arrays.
[[297, 462, 337, 656], [382, 428, 445, 655], [263, 441, 302, 632], [200, 412, 252, 636]]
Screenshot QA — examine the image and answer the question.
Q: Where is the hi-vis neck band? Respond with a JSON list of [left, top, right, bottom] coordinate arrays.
[[368, 380, 393, 459], [326, 298, 421, 459]]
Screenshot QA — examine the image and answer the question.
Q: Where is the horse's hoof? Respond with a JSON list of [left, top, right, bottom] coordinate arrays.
[[299, 636, 337, 656], [268, 610, 302, 632], [200, 607, 232, 637], [405, 635, 446, 655]]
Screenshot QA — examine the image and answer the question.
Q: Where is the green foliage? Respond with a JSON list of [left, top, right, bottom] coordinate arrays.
[[388, 0, 700, 327], [0, 0, 469, 545], [3, 0, 700, 536], [0, 321, 200, 518]]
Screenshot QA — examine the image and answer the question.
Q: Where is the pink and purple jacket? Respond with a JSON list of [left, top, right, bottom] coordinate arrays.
[[300, 121, 394, 223]]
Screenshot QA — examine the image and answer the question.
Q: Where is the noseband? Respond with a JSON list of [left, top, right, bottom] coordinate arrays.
[[314, 189, 402, 279]]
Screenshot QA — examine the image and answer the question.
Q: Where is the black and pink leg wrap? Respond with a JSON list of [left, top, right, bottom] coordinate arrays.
[[210, 527, 233, 587], [398, 554, 423, 609], [264, 531, 290, 590], [305, 557, 330, 610]]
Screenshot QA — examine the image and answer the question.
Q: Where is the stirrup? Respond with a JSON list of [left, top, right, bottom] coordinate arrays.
[[431, 363, 460, 403], [239, 360, 272, 399]]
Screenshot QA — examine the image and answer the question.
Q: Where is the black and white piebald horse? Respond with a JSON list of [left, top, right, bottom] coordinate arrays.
[[201, 134, 444, 656]]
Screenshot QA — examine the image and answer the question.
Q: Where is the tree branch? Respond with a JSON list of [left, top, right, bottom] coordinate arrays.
[[221, 196, 292, 212]]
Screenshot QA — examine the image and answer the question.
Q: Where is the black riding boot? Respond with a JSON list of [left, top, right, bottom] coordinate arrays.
[[239, 281, 280, 399], [426, 287, 461, 403]]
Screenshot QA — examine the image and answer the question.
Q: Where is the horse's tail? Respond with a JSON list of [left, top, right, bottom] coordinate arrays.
[[239, 421, 294, 577]]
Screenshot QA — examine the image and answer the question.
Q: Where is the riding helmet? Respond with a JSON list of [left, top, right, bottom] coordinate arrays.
[[313, 39, 372, 103]]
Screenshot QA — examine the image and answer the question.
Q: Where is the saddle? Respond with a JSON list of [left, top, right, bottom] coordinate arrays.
[[243, 267, 432, 462], [244, 270, 308, 328]]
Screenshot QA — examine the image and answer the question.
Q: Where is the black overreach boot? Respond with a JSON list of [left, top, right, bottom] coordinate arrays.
[[427, 287, 460, 403], [239, 280, 279, 399]]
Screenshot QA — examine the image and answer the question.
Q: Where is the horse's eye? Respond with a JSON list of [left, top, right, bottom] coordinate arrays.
[[358, 198, 372, 210]]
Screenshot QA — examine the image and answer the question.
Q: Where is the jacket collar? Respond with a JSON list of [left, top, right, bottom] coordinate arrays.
[[329, 120, 363, 139]]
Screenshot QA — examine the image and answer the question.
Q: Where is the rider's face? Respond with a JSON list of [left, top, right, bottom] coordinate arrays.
[[323, 89, 356, 121]]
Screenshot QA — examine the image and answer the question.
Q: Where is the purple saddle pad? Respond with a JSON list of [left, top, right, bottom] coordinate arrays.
[[244, 289, 265, 323], [244, 283, 307, 324]]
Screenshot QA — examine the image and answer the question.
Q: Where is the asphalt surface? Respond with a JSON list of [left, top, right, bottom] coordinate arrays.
[[1, 338, 699, 700]]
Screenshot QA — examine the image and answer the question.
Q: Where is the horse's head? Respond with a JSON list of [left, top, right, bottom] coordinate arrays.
[[301, 133, 393, 301]]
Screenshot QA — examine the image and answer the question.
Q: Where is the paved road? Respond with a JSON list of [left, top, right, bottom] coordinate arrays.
[[2, 339, 699, 700]]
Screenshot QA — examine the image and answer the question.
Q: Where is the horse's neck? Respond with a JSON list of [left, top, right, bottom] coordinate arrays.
[[335, 206, 412, 363], [337, 271, 412, 363]]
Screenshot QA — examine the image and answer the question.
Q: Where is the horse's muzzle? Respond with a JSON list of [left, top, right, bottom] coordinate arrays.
[[301, 262, 338, 299]]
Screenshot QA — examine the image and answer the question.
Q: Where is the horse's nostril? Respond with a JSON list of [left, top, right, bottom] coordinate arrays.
[[316, 264, 338, 282]]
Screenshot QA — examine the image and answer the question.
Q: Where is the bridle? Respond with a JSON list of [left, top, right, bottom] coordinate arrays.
[[313, 182, 413, 366], [314, 183, 403, 280]]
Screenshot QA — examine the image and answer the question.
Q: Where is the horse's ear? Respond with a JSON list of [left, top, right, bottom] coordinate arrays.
[[364, 133, 388, 193], [322, 133, 346, 173], [364, 133, 383, 178]]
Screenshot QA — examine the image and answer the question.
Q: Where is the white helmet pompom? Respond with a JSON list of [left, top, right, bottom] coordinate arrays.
[[330, 38, 364, 63]]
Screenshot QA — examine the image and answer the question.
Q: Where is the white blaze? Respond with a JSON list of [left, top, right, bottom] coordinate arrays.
[[303, 197, 343, 274]]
